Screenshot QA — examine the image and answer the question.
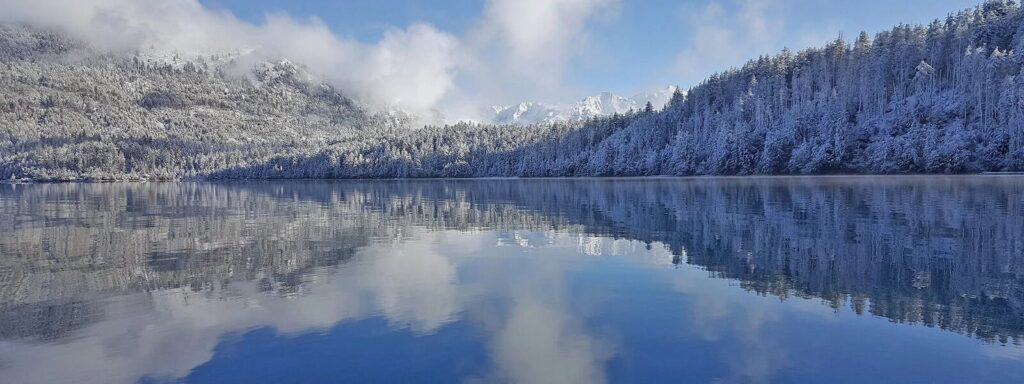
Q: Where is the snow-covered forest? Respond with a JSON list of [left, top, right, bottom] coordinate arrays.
[[2, 0, 1023, 180], [0, 25, 412, 181]]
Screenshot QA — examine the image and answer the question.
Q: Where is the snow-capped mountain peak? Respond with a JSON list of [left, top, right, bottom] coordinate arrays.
[[492, 102, 562, 124], [574, 92, 635, 118], [489, 86, 679, 125]]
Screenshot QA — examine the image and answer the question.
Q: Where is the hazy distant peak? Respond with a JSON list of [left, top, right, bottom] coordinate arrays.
[[488, 86, 679, 125]]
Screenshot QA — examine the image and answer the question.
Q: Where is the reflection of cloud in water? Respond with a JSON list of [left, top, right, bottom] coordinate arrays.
[[484, 297, 612, 384], [0, 231, 658, 384], [471, 236, 617, 384], [356, 236, 462, 333], [675, 262, 784, 384], [0, 230, 463, 384], [4, 178, 1024, 383], [672, 254, 843, 384]]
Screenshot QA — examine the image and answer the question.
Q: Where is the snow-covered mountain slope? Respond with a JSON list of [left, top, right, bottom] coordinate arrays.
[[490, 86, 680, 125]]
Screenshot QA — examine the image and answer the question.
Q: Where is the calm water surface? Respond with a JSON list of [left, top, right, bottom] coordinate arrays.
[[1, 177, 1023, 383]]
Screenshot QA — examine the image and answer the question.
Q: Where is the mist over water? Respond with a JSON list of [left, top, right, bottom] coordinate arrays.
[[1, 177, 1023, 383]]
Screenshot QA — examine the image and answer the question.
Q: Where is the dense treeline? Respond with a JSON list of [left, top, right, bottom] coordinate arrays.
[[2, 0, 1024, 180], [661, 0, 1024, 175]]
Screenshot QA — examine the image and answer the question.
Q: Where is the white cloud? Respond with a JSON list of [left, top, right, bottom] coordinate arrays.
[[672, 0, 784, 87], [0, 229, 465, 384], [0, 0, 620, 119], [481, 0, 613, 80], [1, 0, 243, 52], [452, 0, 617, 109], [0, 0, 459, 115]]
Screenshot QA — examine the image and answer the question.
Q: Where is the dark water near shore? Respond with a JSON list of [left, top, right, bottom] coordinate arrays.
[[1, 177, 1023, 383]]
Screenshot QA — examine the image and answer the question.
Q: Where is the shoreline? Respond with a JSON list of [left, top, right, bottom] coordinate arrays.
[[5, 173, 1024, 184]]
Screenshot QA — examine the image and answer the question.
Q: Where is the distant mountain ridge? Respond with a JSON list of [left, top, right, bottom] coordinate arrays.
[[489, 87, 680, 125]]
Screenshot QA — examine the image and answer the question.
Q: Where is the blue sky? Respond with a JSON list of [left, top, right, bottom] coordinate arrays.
[[200, 0, 979, 98]]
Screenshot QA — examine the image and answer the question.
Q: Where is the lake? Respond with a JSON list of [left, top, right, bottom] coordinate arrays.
[[1, 177, 1023, 383]]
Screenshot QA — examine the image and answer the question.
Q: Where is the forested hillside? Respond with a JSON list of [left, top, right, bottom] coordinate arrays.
[[2, 0, 1024, 180], [0, 25, 408, 181]]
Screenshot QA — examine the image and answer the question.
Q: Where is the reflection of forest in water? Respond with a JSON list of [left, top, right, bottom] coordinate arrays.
[[1, 177, 1022, 343]]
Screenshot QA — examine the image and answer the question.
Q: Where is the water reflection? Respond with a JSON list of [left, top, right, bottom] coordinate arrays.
[[0, 177, 1022, 383]]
